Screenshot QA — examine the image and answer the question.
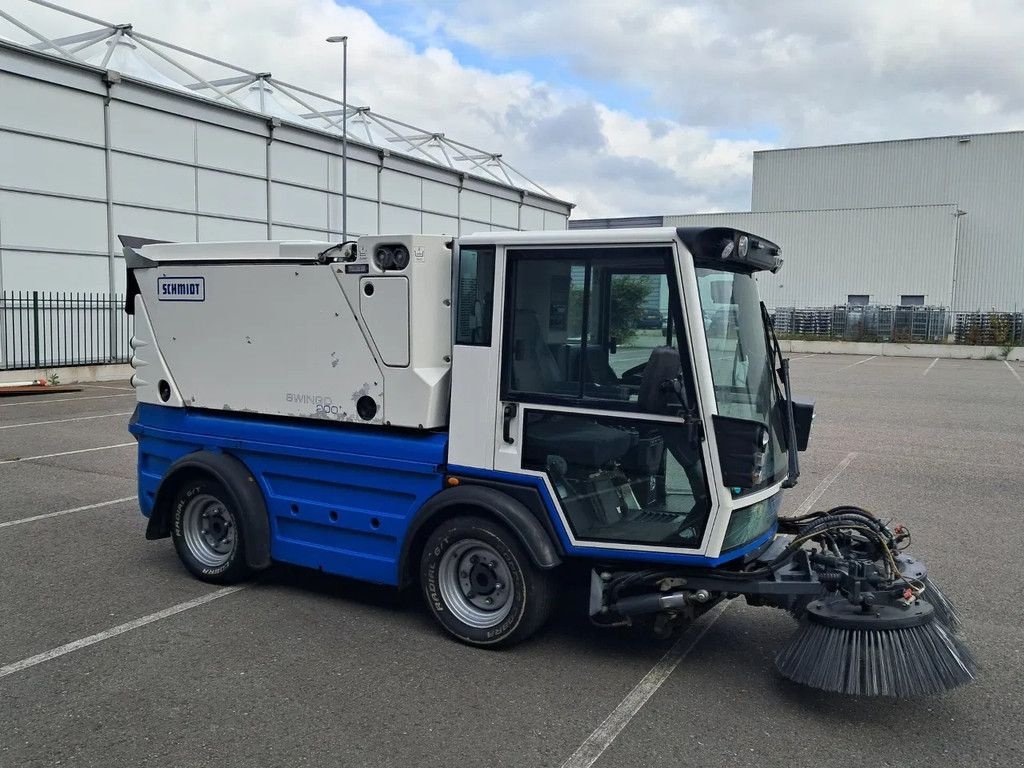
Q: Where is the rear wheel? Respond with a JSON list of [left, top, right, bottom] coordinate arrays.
[[171, 477, 252, 584], [420, 516, 555, 647]]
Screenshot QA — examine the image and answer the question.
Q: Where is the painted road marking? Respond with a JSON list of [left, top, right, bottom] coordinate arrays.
[[79, 383, 134, 392], [0, 442, 134, 467], [0, 412, 132, 430], [794, 452, 858, 516], [0, 496, 136, 530], [836, 355, 876, 371], [789, 354, 817, 361], [559, 601, 731, 768], [923, 358, 939, 375], [0, 393, 134, 409], [0, 587, 247, 680], [1005, 360, 1023, 385]]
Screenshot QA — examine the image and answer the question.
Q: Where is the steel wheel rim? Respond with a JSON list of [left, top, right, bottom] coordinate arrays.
[[437, 538, 515, 629], [182, 493, 236, 568]]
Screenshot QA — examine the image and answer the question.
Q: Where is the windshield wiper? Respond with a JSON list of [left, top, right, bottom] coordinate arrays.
[[761, 302, 800, 488]]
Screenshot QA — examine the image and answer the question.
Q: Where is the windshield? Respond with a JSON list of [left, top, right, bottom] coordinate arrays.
[[695, 267, 788, 489]]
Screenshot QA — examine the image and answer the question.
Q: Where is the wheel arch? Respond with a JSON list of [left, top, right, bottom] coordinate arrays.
[[147, 450, 271, 570], [400, 485, 562, 588]]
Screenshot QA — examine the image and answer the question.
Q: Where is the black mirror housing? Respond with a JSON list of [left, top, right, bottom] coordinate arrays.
[[790, 397, 815, 451]]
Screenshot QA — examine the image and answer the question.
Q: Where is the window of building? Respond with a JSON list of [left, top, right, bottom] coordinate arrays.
[[900, 294, 925, 307], [847, 294, 870, 306], [454, 247, 495, 346]]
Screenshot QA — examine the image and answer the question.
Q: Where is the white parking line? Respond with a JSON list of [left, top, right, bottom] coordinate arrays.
[[923, 358, 939, 375], [1006, 360, 1023, 385], [794, 452, 858, 516], [559, 600, 731, 768], [79, 383, 134, 392], [0, 393, 134, 409], [835, 355, 876, 371], [0, 442, 134, 467], [0, 412, 132, 430], [789, 354, 816, 361], [0, 586, 247, 680], [0, 496, 136, 529]]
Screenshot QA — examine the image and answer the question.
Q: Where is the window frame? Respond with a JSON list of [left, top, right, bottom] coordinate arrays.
[[500, 245, 690, 412]]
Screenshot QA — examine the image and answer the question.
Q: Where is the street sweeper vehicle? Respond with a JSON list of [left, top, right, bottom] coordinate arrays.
[[121, 227, 976, 697]]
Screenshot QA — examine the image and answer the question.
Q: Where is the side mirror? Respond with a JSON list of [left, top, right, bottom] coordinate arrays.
[[608, 337, 618, 354], [787, 397, 815, 451]]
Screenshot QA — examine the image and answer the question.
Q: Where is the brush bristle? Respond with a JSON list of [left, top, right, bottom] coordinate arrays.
[[776, 619, 977, 697], [921, 576, 962, 633]]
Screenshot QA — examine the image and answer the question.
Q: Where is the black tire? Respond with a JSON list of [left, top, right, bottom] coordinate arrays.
[[420, 515, 556, 647], [170, 476, 252, 584]]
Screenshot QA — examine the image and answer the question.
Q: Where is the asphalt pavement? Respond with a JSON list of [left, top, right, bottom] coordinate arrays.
[[1, 359, 1022, 768]]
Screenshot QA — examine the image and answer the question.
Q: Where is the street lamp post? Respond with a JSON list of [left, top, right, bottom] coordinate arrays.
[[326, 35, 348, 239]]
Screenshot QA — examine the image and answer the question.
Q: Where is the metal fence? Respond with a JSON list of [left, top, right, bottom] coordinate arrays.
[[771, 305, 1024, 346], [0, 292, 133, 371]]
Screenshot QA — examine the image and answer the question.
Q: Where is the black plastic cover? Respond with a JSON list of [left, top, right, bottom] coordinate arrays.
[[712, 414, 769, 489], [676, 227, 781, 273], [791, 398, 815, 451]]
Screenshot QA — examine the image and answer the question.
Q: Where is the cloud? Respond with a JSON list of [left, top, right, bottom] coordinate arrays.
[[6, 0, 768, 217], [9, 0, 1021, 219], [432, 0, 1024, 145]]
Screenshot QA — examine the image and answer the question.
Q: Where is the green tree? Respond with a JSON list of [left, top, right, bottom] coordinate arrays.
[[566, 275, 653, 344], [608, 275, 653, 345]]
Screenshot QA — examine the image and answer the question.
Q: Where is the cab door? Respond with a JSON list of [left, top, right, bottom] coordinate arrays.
[[492, 244, 718, 556]]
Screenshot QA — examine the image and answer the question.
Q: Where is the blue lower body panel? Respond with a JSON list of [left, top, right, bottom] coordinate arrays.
[[130, 404, 447, 585]]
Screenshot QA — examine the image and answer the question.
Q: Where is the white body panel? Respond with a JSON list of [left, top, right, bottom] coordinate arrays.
[[131, 235, 452, 428]]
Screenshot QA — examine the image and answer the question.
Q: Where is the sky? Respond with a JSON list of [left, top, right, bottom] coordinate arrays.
[[17, 0, 1024, 218]]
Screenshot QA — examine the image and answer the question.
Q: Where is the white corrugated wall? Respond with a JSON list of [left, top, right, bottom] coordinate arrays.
[[752, 132, 1024, 311], [666, 206, 960, 309], [0, 43, 571, 295]]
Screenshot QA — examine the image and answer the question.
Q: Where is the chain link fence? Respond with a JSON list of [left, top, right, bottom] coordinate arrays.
[[771, 305, 1024, 346], [1, 292, 133, 371]]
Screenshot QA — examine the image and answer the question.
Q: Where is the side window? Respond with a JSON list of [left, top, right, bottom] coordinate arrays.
[[505, 256, 586, 396], [521, 409, 711, 548], [503, 247, 689, 409], [455, 247, 495, 346]]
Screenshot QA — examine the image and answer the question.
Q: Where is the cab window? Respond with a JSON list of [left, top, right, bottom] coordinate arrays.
[[502, 246, 688, 410]]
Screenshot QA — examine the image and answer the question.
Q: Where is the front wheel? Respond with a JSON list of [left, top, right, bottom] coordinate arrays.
[[170, 477, 252, 584], [420, 516, 556, 647]]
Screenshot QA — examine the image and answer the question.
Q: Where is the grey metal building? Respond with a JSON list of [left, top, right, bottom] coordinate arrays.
[[0, 2, 572, 299], [574, 131, 1024, 312]]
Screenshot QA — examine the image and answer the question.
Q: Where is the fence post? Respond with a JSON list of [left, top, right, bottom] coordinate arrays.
[[32, 291, 41, 369]]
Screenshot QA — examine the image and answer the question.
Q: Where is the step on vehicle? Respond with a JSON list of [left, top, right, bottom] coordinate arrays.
[[121, 227, 975, 697]]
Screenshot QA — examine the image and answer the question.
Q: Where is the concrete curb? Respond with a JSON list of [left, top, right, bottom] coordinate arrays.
[[779, 339, 1023, 360], [0, 364, 133, 386]]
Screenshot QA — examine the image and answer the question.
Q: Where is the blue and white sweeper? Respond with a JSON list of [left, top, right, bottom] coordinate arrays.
[[121, 228, 975, 697]]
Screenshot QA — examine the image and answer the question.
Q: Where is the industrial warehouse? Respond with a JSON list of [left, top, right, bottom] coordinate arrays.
[[1, 2, 1023, 768], [575, 131, 1024, 312]]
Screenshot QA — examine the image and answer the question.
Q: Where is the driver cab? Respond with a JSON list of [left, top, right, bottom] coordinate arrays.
[[448, 232, 722, 558]]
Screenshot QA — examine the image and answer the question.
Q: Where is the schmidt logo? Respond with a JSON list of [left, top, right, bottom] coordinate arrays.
[[157, 276, 205, 302]]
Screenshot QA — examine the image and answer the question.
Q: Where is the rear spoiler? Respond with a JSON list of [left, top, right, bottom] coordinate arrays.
[[118, 235, 171, 315]]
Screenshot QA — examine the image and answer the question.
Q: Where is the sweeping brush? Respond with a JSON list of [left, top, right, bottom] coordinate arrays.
[[920, 576, 962, 633], [775, 596, 977, 697], [894, 554, 963, 633]]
